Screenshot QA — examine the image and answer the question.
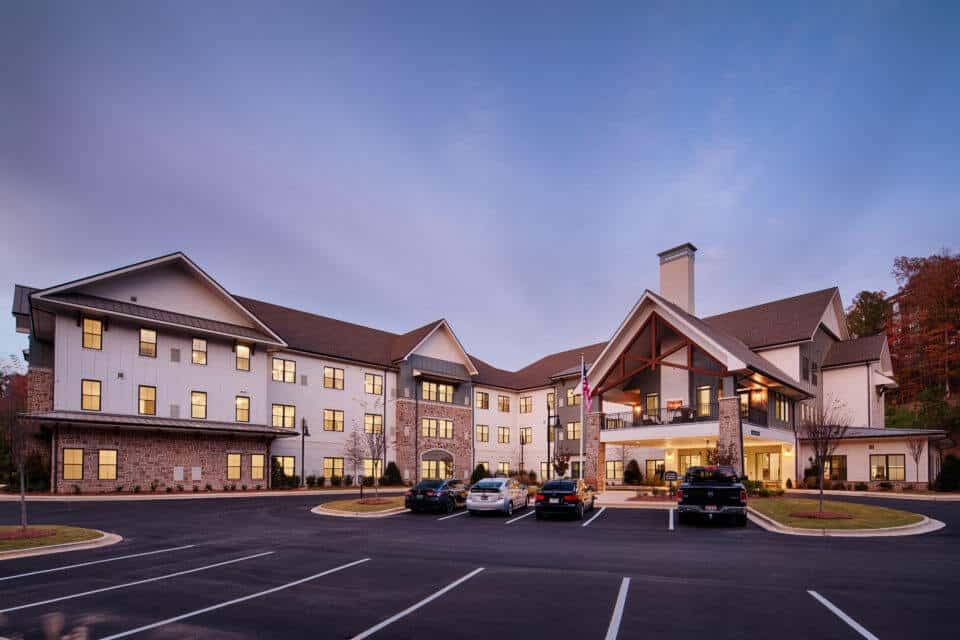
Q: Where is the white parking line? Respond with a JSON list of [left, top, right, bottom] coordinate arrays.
[[437, 510, 469, 521], [99, 558, 371, 640], [505, 510, 535, 524], [0, 551, 274, 614], [604, 577, 630, 640], [0, 544, 198, 582], [807, 590, 879, 640], [582, 507, 607, 528], [350, 567, 484, 640]]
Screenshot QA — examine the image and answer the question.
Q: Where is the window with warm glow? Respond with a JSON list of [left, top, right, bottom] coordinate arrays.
[[235, 396, 250, 422], [98, 449, 116, 480], [421, 418, 452, 438], [823, 455, 847, 481], [139, 328, 157, 357], [774, 394, 790, 422], [438, 383, 454, 403], [422, 459, 452, 480], [696, 386, 711, 417], [63, 448, 83, 480], [364, 373, 383, 395], [540, 461, 552, 481], [235, 343, 251, 371], [323, 408, 344, 431], [323, 457, 344, 479], [273, 455, 295, 478], [192, 338, 207, 365], [571, 461, 582, 478], [324, 366, 344, 389], [191, 391, 207, 419], [475, 391, 489, 409], [475, 424, 489, 442], [497, 426, 510, 444], [645, 459, 665, 479], [566, 421, 581, 440], [497, 462, 510, 475], [870, 454, 905, 481], [82, 318, 102, 350], [644, 393, 659, 417], [272, 357, 296, 383], [227, 453, 241, 480], [520, 427, 533, 444], [519, 396, 533, 413], [81, 379, 101, 411], [567, 388, 581, 406], [251, 454, 265, 480], [498, 395, 510, 412], [272, 404, 296, 429], [362, 458, 383, 478], [547, 392, 555, 411], [478, 461, 489, 473], [364, 413, 383, 433], [606, 460, 623, 481], [138, 385, 156, 416]]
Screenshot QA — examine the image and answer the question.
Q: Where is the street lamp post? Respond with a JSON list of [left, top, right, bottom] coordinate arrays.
[[301, 418, 310, 488]]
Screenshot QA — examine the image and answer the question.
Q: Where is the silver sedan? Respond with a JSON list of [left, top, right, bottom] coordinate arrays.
[[466, 478, 529, 516]]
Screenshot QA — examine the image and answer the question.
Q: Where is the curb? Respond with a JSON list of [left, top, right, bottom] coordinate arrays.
[[786, 489, 960, 503], [747, 507, 945, 537], [0, 488, 403, 503], [0, 530, 123, 561], [311, 504, 408, 519]]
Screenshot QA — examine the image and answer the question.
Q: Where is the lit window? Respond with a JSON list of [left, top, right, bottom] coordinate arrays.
[[63, 448, 83, 480], [567, 388, 581, 406], [421, 459, 453, 479], [421, 418, 452, 438], [774, 394, 790, 422], [227, 453, 241, 480], [644, 393, 659, 417], [566, 421, 581, 440], [476, 424, 489, 443], [519, 396, 533, 414], [235, 343, 251, 371], [540, 461, 552, 481], [364, 373, 383, 395], [138, 385, 156, 416], [323, 367, 344, 389], [272, 404, 296, 429], [81, 379, 101, 411], [98, 449, 116, 480], [273, 455, 295, 478], [191, 391, 207, 419], [497, 462, 510, 476], [192, 338, 207, 365], [364, 413, 383, 433], [475, 391, 489, 409], [235, 396, 250, 422], [82, 318, 102, 350], [605, 460, 623, 481], [497, 426, 510, 444], [870, 454, 905, 481], [498, 395, 510, 412], [438, 384, 453, 403], [696, 386, 711, 417], [323, 457, 344, 479], [362, 458, 383, 478], [571, 461, 582, 478], [547, 392, 555, 411], [823, 455, 847, 481], [139, 328, 157, 357], [520, 427, 533, 444], [251, 454, 265, 481], [422, 381, 453, 403], [323, 408, 344, 432], [478, 461, 489, 473], [645, 459, 665, 479], [272, 357, 296, 383]]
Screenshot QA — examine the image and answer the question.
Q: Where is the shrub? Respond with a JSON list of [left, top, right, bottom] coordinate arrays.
[[192, 485, 199, 492], [134, 485, 142, 493], [306, 475, 317, 488], [72, 484, 81, 495], [383, 462, 402, 486], [785, 478, 793, 489], [743, 479, 762, 496], [316, 476, 326, 487], [471, 464, 491, 485], [528, 470, 537, 484], [830, 481, 847, 491], [177, 484, 184, 492], [255, 484, 262, 490], [166, 486, 173, 493], [231, 483, 238, 491], [343, 475, 353, 486], [935, 454, 960, 492], [241, 484, 247, 491], [623, 459, 642, 485], [115, 485, 124, 493], [205, 483, 213, 492], [879, 481, 893, 490], [902, 483, 914, 491], [331, 476, 342, 487], [362, 476, 374, 487], [854, 482, 868, 491], [150, 480, 160, 493]]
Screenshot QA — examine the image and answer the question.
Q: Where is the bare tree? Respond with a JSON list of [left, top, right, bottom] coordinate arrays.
[[364, 423, 387, 498], [342, 428, 365, 486], [798, 399, 851, 513], [1, 356, 28, 529], [907, 439, 925, 484]]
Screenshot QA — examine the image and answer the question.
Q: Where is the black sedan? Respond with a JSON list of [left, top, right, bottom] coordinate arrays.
[[405, 479, 467, 514], [534, 479, 596, 520]]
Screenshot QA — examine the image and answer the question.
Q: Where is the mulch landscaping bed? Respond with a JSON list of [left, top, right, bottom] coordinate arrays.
[[357, 498, 393, 506], [0, 527, 56, 541], [788, 511, 853, 520]]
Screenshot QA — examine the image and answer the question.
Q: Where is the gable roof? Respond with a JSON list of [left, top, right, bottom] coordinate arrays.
[[703, 287, 839, 349], [822, 334, 887, 369], [472, 342, 606, 390]]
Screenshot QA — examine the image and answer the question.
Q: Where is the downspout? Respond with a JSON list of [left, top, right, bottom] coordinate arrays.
[[51, 424, 58, 494], [866, 364, 872, 427]]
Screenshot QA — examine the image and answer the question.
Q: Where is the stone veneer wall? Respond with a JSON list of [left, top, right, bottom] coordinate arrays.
[[54, 427, 271, 493], [718, 396, 743, 475], [27, 367, 54, 412], [395, 398, 473, 482], [585, 411, 604, 488]]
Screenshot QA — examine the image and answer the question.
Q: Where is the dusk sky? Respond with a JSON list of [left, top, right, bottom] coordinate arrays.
[[1, 1, 958, 371]]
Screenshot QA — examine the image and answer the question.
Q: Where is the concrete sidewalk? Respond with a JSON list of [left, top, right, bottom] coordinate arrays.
[[598, 491, 675, 509], [787, 488, 960, 502], [0, 487, 404, 502]]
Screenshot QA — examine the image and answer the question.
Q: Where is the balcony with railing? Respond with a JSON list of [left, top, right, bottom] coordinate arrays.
[[602, 403, 720, 430]]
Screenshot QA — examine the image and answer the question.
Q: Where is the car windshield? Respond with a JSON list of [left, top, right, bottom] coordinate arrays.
[[685, 467, 737, 484], [542, 480, 575, 491], [414, 480, 445, 489], [473, 480, 504, 489]]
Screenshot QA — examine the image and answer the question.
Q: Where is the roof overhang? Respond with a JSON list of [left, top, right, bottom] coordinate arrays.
[[19, 411, 298, 438]]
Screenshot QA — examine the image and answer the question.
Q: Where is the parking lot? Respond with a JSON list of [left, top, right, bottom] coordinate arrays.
[[2, 494, 957, 639]]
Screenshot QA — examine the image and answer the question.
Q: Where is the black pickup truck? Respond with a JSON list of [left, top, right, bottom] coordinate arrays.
[[676, 465, 748, 526]]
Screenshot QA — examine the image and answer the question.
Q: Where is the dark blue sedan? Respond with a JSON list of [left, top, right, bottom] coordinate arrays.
[[405, 479, 467, 514]]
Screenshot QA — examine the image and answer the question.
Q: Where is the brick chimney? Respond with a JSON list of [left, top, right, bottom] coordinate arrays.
[[657, 243, 697, 314]]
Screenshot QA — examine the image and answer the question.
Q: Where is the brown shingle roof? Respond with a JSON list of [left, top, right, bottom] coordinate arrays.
[[388, 320, 445, 363], [472, 342, 606, 390], [703, 287, 838, 349], [822, 335, 886, 368], [20, 410, 298, 437]]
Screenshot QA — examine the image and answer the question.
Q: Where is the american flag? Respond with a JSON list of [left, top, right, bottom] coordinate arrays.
[[580, 358, 592, 407]]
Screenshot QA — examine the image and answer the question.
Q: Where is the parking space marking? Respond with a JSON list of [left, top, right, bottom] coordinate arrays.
[[99, 557, 371, 640], [582, 507, 606, 527], [437, 510, 469, 521], [349, 567, 484, 640], [0, 544, 198, 583], [0, 551, 274, 614], [604, 577, 630, 640], [505, 510, 535, 524], [807, 590, 879, 640]]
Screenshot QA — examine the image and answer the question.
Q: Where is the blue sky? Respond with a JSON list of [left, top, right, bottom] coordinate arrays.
[[1, 1, 957, 370]]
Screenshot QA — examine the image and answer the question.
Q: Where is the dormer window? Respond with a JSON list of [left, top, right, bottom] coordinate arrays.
[[82, 318, 102, 350], [139, 328, 157, 358]]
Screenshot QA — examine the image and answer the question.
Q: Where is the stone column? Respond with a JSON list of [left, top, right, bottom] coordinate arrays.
[[585, 411, 605, 487], [718, 396, 743, 475]]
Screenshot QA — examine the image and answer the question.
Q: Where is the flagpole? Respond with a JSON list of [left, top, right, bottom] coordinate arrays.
[[579, 354, 585, 481]]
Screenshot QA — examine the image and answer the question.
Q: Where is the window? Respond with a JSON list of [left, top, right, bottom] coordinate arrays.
[[273, 455, 295, 478], [520, 427, 533, 445], [696, 386, 711, 417], [540, 461, 553, 481], [227, 453, 241, 480], [679, 453, 701, 474], [139, 328, 157, 357], [605, 416, 625, 429], [81, 379, 101, 411], [870, 454, 905, 481], [571, 461, 582, 479], [497, 462, 510, 476], [801, 356, 810, 381], [98, 449, 117, 480], [82, 317, 103, 350], [739, 393, 749, 419], [438, 383, 453, 403], [63, 448, 83, 480], [322, 366, 344, 389], [497, 426, 511, 444], [273, 404, 296, 429], [823, 455, 847, 481], [235, 343, 251, 371], [251, 454, 265, 481], [774, 394, 790, 422], [547, 392, 555, 411], [363, 458, 383, 478], [475, 391, 489, 409], [191, 391, 207, 419], [323, 409, 344, 432], [606, 460, 623, 482], [364, 373, 383, 395], [192, 338, 207, 365], [646, 459, 665, 480], [422, 381, 453, 403], [644, 393, 659, 417], [138, 385, 156, 416], [272, 357, 296, 383], [476, 424, 489, 443], [422, 459, 452, 480], [567, 388, 581, 406], [235, 396, 250, 422], [566, 421, 581, 440], [498, 395, 510, 412], [755, 452, 781, 482], [421, 418, 452, 438], [323, 457, 344, 479], [364, 413, 383, 434], [478, 461, 489, 473], [520, 396, 533, 413]]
